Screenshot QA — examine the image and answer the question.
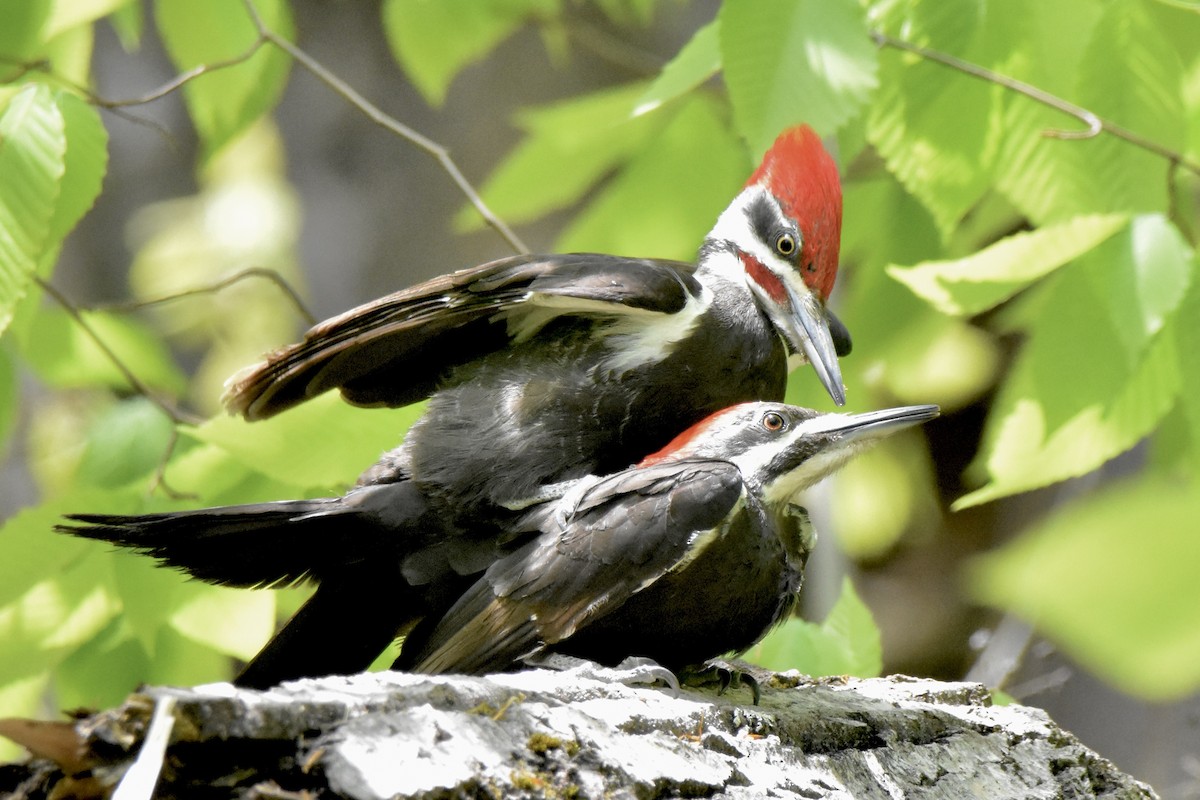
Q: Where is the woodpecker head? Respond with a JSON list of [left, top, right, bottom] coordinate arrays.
[[705, 126, 847, 405], [641, 401, 939, 505]]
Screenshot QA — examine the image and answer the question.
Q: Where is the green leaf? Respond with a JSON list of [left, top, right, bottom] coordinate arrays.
[[719, 0, 877, 154], [382, 0, 557, 106], [0, 84, 65, 337], [970, 475, 1200, 699], [154, 0, 293, 158], [0, 492, 112, 608], [593, 0, 656, 26], [887, 214, 1130, 317], [633, 19, 720, 117], [108, 0, 144, 49], [866, 0, 995, 239], [20, 306, 187, 394], [994, 0, 1181, 223], [457, 83, 663, 230], [0, 551, 120, 686], [44, 0, 133, 38], [0, 0, 52, 60], [184, 391, 425, 489], [748, 577, 882, 677], [55, 617, 150, 710], [556, 97, 746, 259], [1176, 262, 1200, 463], [111, 549, 189, 656], [47, 90, 108, 247], [170, 583, 275, 661], [0, 346, 16, 451], [77, 397, 176, 490], [959, 219, 1193, 507]]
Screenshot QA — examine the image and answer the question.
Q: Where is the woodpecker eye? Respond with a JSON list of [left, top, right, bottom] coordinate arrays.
[[775, 233, 796, 257], [762, 411, 786, 432]]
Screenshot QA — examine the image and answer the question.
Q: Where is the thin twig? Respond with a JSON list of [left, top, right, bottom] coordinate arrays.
[[237, 0, 529, 255], [149, 427, 198, 501], [95, 267, 317, 326], [96, 37, 268, 109], [34, 277, 203, 427], [870, 30, 1200, 178]]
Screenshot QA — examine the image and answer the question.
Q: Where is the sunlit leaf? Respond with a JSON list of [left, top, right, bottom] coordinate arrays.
[[970, 475, 1200, 699], [0, 347, 16, 451], [958, 223, 1192, 507], [887, 214, 1129, 316], [382, 0, 557, 106], [748, 577, 882, 677], [556, 97, 745, 259], [633, 19, 719, 117], [1175, 263, 1200, 463], [47, 90, 108, 247], [994, 1, 1180, 223], [0, 494, 110, 608], [0, 0, 52, 60], [0, 555, 120, 686], [184, 392, 425, 490], [76, 397, 176, 490], [0, 84, 65, 336], [44, 0, 133, 38], [170, 584, 275, 661], [866, 0, 997, 239], [21, 306, 187, 394], [154, 0, 293, 158], [720, 0, 876, 153], [55, 617, 150, 710]]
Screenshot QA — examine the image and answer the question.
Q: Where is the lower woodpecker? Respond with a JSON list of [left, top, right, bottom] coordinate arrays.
[[60, 402, 938, 685]]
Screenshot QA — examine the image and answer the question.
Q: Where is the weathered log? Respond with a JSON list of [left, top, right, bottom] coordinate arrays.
[[1, 668, 1157, 799]]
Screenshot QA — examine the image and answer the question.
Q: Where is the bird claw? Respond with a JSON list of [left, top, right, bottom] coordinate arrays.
[[680, 659, 762, 705], [523, 653, 680, 692]]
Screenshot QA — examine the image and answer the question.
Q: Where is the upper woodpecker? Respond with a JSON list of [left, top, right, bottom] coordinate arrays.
[[224, 125, 850, 519], [61, 402, 937, 686]]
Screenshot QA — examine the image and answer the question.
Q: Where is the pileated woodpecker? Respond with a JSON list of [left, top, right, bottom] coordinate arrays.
[[61, 402, 937, 685], [224, 125, 850, 520]]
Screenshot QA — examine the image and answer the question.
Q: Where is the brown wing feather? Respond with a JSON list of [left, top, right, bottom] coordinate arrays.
[[224, 254, 698, 420], [404, 461, 745, 674]]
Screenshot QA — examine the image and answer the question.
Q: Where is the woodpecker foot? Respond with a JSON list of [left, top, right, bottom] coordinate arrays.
[[524, 653, 680, 692], [680, 659, 765, 705]]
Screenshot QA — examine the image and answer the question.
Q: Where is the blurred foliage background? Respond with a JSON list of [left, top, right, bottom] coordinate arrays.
[[1, 0, 1198, 792]]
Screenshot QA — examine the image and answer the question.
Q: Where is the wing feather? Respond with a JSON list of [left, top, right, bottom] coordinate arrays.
[[405, 461, 745, 674], [225, 254, 699, 419]]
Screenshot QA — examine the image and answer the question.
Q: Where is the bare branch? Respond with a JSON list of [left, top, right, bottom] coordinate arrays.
[[238, 0, 530, 255], [870, 30, 1200, 178], [33, 277, 203, 427], [95, 267, 317, 327]]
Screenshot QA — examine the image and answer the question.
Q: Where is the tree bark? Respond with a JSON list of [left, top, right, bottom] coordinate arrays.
[[1, 668, 1157, 799]]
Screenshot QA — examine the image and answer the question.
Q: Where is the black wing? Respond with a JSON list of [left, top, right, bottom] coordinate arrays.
[[225, 253, 700, 420], [402, 460, 747, 675]]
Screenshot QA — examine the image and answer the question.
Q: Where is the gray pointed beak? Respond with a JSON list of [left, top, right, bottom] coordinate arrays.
[[785, 286, 847, 407], [756, 403, 939, 504], [822, 404, 941, 442]]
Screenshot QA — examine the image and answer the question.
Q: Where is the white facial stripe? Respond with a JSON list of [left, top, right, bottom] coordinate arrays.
[[759, 444, 865, 506], [705, 185, 799, 286], [726, 412, 874, 504]]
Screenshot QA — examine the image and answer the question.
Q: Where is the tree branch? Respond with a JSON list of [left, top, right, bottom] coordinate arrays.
[[870, 30, 1200, 178], [239, 0, 529, 255], [33, 277, 201, 427], [95, 267, 316, 327]]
